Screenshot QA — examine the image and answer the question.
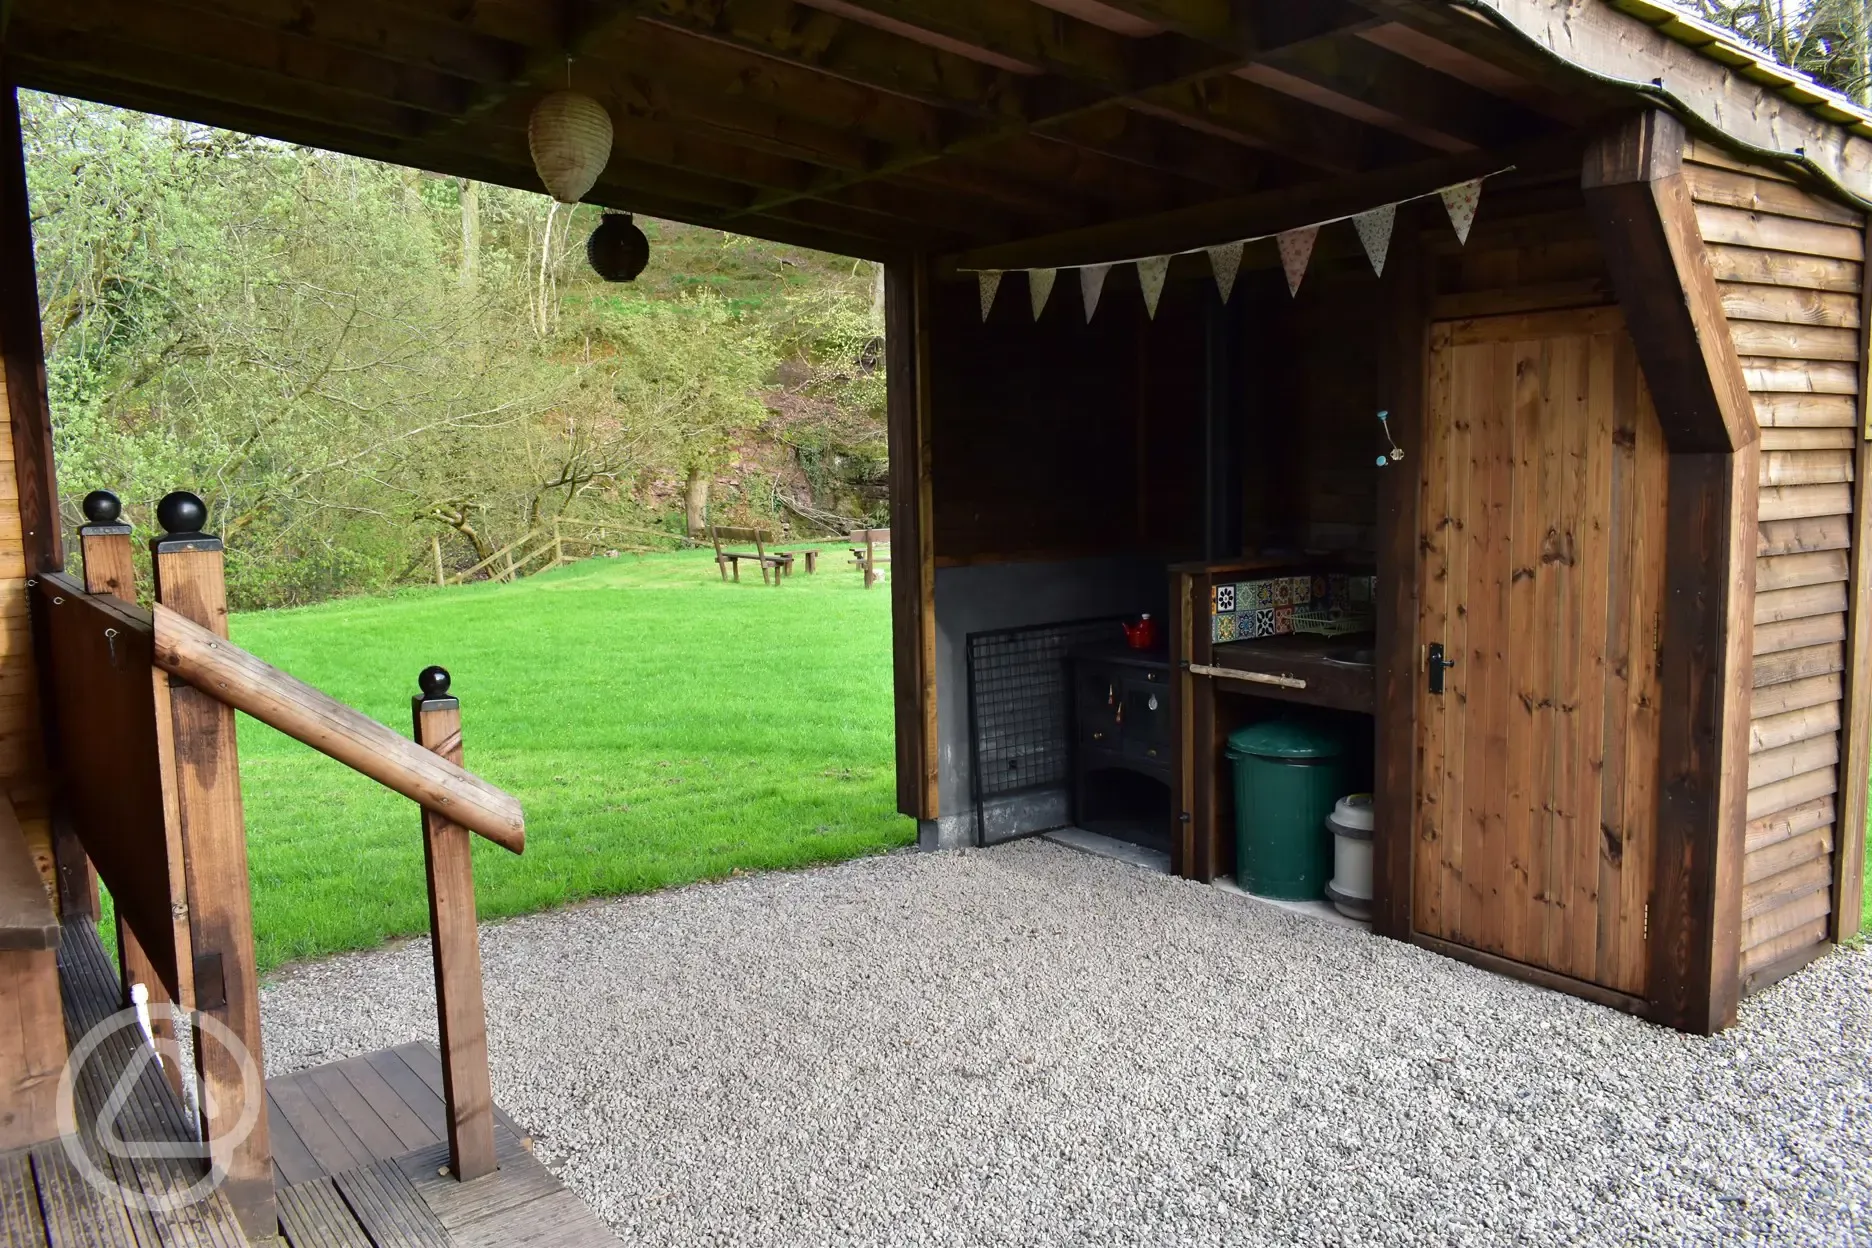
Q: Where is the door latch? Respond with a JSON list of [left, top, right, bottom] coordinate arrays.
[[1427, 642, 1458, 695]]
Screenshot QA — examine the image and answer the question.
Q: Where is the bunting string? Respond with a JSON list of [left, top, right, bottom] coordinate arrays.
[[971, 168, 1508, 322]]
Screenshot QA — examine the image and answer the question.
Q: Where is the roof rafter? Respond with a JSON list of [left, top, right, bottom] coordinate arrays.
[[628, 0, 1398, 219]]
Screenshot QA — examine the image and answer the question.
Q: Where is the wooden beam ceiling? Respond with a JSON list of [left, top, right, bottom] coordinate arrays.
[[6, 0, 1656, 262]]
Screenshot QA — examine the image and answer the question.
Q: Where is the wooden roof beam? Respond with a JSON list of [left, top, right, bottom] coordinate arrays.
[[950, 130, 1582, 271], [630, 0, 1394, 217], [1237, 32, 1550, 153], [33, 0, 476, 120], [742, 0, 1402, 178], [156, 0, 526, 86]]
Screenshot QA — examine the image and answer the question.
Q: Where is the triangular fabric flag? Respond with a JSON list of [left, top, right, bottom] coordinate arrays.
[[1207, 241, 1244, 304], [1080, 264, 1111, 322], [978, 270, 1003, 321], [1353, 204, 1397, 278], [1136, 255, 1169, 319], [1028, 268, 1057, 320], [1276, 225, 1318, 297], [1440, 178, 1483, 245]]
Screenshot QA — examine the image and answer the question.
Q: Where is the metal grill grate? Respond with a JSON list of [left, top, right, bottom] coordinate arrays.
[[966, 617, 1124, 847]]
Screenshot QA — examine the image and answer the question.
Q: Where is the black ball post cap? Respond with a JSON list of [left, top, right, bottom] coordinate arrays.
[[82, 490, 122, 524], [417, 666, 452, 699], [156, 491, 208, 536]]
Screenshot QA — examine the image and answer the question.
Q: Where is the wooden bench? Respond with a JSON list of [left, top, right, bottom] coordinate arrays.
[[849, 527, 890, 588], [709, 525, 791, 586], [0, 793, 63, 1150]]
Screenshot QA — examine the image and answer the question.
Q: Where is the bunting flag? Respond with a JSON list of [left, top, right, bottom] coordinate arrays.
[[1353, 203, 1397, 278], [1137, 254, 1169, 319], [960, 167, 1506, 327], [1028, 268, 1057, 320], [1207, 240, 1244, 304], [1080, 263, 1111, 322], [1440, 178, 1483, 245], [1276, 224, 1319, 297]]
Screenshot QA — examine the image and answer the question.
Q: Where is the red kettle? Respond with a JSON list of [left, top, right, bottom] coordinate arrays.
[[1121, 614, 1157, 650]]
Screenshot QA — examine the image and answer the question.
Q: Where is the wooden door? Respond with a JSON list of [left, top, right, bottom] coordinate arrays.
[[1414, 307, 1668, 996]]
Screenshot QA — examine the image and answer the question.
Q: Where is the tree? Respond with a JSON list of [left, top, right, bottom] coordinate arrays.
[[1684, 1, 1872, 103], [27, 91, 878, 604]]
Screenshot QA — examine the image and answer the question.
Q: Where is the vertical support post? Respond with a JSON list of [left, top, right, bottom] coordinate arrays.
[[1168, 568, 1196, 879], [0, 78, 60, 576], [148, 491, 274, 1237], [1830, 229, 1872, 943], [1583, 109, 1759, 1033], [78, 491, 188, 1099], [884, 256, 938, 823], [412, 665, 497, 1182], [1371, 199, 1432, 941], [433, 535, 446, 587]]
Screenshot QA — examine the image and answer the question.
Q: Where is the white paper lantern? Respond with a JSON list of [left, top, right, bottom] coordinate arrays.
[[527, 91, 613, 204]]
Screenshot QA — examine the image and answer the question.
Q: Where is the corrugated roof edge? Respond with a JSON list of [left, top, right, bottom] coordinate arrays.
[[1450, 0, 1872, 209], [1615, 0, 1872, 131]]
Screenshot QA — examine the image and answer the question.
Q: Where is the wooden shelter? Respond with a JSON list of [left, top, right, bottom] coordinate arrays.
[[2, 0, 1872, 1239]]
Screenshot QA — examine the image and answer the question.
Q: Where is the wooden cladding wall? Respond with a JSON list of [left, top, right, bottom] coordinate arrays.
[[1682, 142, 1865, 989], [0, 360, 42, 904], [927, 274, 1204, 565]]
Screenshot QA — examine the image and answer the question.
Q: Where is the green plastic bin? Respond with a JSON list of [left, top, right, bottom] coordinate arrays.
[[1226, 720, 1347, 900]]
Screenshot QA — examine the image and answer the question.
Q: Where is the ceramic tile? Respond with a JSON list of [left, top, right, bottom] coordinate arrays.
[[1289, 576, 1312, 606], [1246, 580, 1275, 609], [1215, 583, 1236, 614], [1271, 578, 1292, 606], [1273, 605, 1294, 635], [1242, 608, 1277, 639], [1213, 611, 1239, 643]]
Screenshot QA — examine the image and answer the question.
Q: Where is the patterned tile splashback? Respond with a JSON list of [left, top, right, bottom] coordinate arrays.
[[1210, 573, 1375, 641]]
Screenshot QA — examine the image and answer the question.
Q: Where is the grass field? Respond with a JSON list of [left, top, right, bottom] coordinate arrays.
[[106, 549, 908, 972]]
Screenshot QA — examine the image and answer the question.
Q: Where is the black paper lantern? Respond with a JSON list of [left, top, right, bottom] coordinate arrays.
[[587, 212, 649, 282]]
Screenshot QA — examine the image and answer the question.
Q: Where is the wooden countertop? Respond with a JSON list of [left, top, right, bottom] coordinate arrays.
[[1199, 632, 1375, 715]]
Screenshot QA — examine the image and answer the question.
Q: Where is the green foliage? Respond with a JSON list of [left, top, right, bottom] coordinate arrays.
[[27, 93, 887, 607], [1685, 1, 1872, 103], [99, 548, 907, 971]]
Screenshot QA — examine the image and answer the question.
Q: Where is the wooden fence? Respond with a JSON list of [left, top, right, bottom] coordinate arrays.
[[41, 490, 526, 1236], [434, 517, 704, 587]]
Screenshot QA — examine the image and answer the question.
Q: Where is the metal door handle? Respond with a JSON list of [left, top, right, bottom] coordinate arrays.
[[1427, 643, 1458, 695]]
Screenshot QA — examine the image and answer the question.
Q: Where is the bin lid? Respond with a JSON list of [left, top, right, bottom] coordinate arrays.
[[1226, 719, 1345, 760]]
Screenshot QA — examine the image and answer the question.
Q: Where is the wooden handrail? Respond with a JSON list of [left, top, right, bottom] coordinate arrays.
[[151, 604, 526, 853]]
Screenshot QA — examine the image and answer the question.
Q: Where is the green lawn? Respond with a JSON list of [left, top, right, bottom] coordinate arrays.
[[108, 549, 909, 972]]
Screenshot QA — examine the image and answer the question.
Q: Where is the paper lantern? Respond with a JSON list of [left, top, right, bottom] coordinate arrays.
[[527, 91, 613, 204], [587, 212, 649, 282]]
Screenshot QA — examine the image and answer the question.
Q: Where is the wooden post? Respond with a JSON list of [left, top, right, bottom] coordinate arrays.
[[433, 534, 446, 587], [78, 491, 189, 1099], [412, 665, 498, 1182], [148, 490, 274, 1237], [1584, 111, 1759, 1033], [884, 257, 938, 823]]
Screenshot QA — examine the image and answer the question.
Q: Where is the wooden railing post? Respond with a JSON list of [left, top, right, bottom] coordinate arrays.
[[78, 490, 189, 1098], [148, 490, 274, 1237], [413, 664, 498, 1181]]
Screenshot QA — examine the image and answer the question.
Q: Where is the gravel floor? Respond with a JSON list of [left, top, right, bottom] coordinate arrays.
[[261, 840, 1872, 1247]]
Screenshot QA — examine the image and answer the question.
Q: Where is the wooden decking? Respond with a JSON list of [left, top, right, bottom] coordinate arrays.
[[2, 923, 616, 1248]]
